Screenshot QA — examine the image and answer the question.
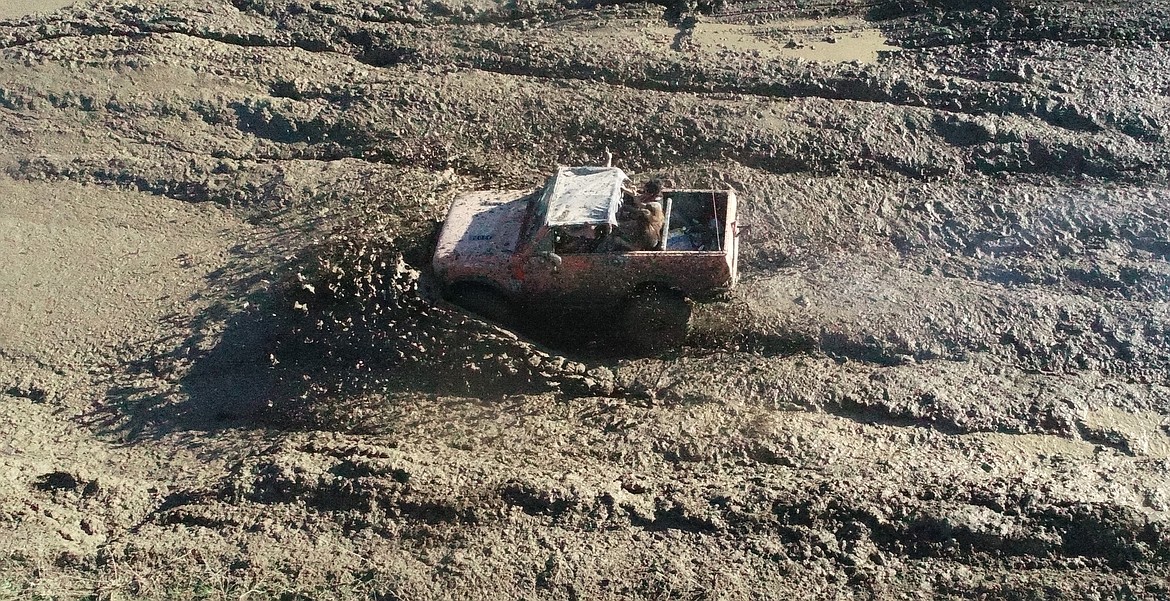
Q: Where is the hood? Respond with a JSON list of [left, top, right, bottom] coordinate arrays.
[[433, 189, 532, 272]]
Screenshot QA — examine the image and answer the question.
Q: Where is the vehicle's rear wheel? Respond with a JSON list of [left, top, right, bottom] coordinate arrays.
[[622, 288, 691, 355], [449, 283, 513, 325]]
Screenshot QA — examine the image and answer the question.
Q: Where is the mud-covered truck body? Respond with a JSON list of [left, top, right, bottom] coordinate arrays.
[[431, 166, 739, 348]]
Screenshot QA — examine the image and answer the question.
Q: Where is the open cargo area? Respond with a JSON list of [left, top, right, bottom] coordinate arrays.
[[664, 190, 732, 252]]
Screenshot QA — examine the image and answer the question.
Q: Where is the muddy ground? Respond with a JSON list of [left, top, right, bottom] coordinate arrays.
[[1, 0, 1169, 598]]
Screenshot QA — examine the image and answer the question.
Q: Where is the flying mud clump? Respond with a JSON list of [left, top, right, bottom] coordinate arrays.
[[266, 218, 617, 432]]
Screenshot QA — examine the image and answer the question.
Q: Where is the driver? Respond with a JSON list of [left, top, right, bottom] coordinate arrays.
[[555, 224, 602, 254], [611, 180, 665, 251]]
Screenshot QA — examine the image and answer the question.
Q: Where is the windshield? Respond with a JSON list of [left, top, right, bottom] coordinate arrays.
[[520, 179, 554, 249]]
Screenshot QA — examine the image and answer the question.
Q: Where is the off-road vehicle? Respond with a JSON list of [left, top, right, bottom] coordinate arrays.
[[432, 166, 740, 351]]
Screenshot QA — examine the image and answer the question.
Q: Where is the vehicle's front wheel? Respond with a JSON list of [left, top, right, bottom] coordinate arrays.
[[449, 283, 513, 325], [622, 288, 691, 355]]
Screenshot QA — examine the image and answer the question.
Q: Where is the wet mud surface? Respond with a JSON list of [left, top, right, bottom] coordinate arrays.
[[1, 0, 1169, 598]]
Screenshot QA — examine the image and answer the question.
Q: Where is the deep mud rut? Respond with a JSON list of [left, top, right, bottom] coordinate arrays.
[[1, 0, 1169, 598]]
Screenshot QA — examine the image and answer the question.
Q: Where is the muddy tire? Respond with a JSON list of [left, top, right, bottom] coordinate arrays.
[[622, 289, 691, 355], [450, 284, 513, 325]]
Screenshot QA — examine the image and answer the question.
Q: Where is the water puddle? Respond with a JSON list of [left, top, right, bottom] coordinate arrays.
[[688, 18, 901, 64], [1079, 407, 1170, 458], [0, 0, 74, 19]]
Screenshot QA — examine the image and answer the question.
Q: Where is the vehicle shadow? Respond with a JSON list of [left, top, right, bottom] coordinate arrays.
[[503, 308, 645, 359], [84, 238, 297, 440]]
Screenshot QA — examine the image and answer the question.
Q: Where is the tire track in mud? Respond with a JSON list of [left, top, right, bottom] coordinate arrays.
[[0, 14, 1165, 267], [3, 48, 1158, 195], [884, 2, 1170, 49], [718, 165, 1170, 382], [142, 424, 1170, 592], [4, 3, 1165, 184]]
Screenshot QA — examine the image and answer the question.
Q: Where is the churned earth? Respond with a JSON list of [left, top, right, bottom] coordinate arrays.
[[1, 0, 1169, 598]]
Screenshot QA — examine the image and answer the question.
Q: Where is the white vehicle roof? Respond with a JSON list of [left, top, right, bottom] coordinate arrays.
[[542, 166, 627, 227]]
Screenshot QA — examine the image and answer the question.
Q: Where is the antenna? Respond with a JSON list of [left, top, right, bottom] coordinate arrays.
[[711, 175, 721, 252]]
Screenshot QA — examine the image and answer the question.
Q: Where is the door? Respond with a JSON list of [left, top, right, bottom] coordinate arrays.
[[518, 226, 633, 309]]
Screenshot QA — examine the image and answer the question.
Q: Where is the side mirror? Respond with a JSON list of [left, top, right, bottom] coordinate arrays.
[[536, 251, 562, 272]]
